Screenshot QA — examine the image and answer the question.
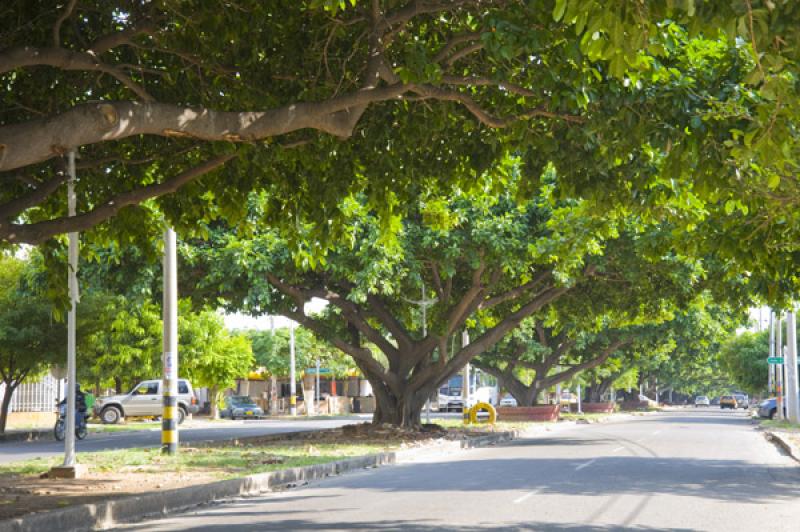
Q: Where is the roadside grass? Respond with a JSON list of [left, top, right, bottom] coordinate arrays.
[[761, 419, 800, 432], [0, 442, 394, 480]]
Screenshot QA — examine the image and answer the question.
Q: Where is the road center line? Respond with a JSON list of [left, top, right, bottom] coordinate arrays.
[[612, 446, 625, 453], [575, 458, 597, 471], [513, 488, 541, 504]]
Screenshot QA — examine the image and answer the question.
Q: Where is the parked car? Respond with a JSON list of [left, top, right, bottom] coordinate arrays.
[[710, 397, 720, 405], [719, 395, 738, 409], [219, 395, 264, 420], [733, 394, 749, 409], [499, 394, 518, 407], [694, 395, 710, 407], [757, 393, 800, 419], [94, 378, 199, 424]]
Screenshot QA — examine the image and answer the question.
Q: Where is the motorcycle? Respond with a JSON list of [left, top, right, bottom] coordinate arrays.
[[54, 403, 89, 442]]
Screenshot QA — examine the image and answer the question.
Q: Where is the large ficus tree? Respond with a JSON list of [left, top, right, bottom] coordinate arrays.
[[182, 185, 619, 427], [1, 1, 798, 252]]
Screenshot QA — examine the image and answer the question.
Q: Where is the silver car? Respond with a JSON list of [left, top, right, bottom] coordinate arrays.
[[94, 378, 200, 424]]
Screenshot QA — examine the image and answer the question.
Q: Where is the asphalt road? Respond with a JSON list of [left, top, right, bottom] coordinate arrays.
[[0, 416, 371, 464], [119, 408, 800, 531]]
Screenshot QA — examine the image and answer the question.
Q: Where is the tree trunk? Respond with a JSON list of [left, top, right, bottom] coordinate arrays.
[[0, 381, 17, 433], [114, 376, 122, 394], [209, 385, 219, 419]]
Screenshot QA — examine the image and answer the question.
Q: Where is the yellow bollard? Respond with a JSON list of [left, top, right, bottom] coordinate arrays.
[[469, 402, 497, 425]]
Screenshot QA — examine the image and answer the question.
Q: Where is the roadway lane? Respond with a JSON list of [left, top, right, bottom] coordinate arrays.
[[119, 408, 800, 531], [0, 416, 370, 464]]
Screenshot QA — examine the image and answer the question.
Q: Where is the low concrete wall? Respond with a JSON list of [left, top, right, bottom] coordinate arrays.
[[496, 405, 559, 422], [580, 402, 616, 414], [619, 400, 651, 411]]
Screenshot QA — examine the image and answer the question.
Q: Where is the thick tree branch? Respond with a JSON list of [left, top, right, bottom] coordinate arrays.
[[482, 271, 552, 309], [0, 173, 68, 221], [53, 0, 79, 47], [0, 83, 410, 171], [433, 32, 482, 63], [0, 46, 153, 101], [89, 23, 159, 55], [0, 153, 235, 244], [541, 339, 629, 388], [411, 84, 584, 128], [365, 294, 414, 349], [440, 75, 537, 98]]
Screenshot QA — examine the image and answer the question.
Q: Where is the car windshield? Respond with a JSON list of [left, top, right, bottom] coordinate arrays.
[[229, 396, 256, 406]]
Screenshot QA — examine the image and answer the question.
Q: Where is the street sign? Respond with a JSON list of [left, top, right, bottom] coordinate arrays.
[[768, 357, 785, 364], [305, 367, 332, 375]]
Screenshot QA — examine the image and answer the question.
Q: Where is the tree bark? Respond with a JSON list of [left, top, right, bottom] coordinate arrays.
[[209, 385, 219, 419], [0, 380, 18, 434]]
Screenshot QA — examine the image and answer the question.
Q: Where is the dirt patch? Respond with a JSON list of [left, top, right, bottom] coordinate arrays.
[[0, 469, 218, 521]]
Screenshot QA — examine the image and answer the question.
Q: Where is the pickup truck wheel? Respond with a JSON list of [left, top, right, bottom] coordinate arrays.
[[100, 406, 122, 425], [177, 406, 187, 425], [769, 408, 776, 420]]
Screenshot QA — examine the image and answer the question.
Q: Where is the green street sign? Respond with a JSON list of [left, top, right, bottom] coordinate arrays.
[[767, 357, 784, 364]]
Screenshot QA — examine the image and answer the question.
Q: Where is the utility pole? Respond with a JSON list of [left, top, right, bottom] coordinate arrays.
[[404, 283, 437, 424], [777, 313, 784, 420], [786, 310, 799, 423], [161, 227, 179, 455], [769, 312, 775, 394], [462, 331, 470, 424], [315, 357, 321, 415], [289, 324, 297, 416], [52, 151, 81, 478]]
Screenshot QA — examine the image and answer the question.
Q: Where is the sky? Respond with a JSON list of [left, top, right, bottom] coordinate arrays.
[[223, 298, 328, 331]]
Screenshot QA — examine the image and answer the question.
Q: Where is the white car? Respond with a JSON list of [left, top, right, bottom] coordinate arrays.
[[499, 394, 518, 407], [694, 395, 710, 407]]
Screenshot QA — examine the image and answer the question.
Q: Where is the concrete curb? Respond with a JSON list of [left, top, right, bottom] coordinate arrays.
[[0, 431, 516, 532], [0, 430, 52, 443], [764, 430, 800, 463]]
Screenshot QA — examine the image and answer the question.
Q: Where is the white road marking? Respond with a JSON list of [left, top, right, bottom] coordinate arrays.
[[612, 446, 625, 453], [651, 430, 662, 436], [513, 488, 541, 504], [575, 458, 597, 471]]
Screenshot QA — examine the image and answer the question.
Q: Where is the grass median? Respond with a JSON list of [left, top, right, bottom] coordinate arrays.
[[0, 422, 466, 521]]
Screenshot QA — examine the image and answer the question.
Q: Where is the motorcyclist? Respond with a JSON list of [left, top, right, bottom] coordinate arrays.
[[59, 384, 89, 425]]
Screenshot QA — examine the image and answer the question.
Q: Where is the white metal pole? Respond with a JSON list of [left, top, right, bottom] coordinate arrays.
[[769, 312, 775, 394], [577, 384, 583, 414], [315, 357, 320, 415], [161, 227, 179, 455], [289, 324, 297, 416], [423, 283, 431, 424], [777, 314, 784, 420], [786, 310, 799, 423], [63, 151, 78, 468], [462, 330, 469, 424]]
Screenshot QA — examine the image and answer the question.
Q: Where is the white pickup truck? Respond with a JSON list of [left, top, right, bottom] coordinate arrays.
[[94, 379, 200, 424]]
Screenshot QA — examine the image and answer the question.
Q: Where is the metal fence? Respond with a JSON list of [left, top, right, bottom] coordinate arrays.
[[0, 374, 60, 413]]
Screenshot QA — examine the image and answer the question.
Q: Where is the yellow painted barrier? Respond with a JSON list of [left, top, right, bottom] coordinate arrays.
[[469, 402, 497, 425]]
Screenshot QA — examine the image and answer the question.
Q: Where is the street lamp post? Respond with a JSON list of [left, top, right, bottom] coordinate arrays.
[[769, 312, 775, 394], [777, 313, 784, 421], [289, 324, 297, 416], [785, 310, 799, 423], [161, 227, 179, 455]]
